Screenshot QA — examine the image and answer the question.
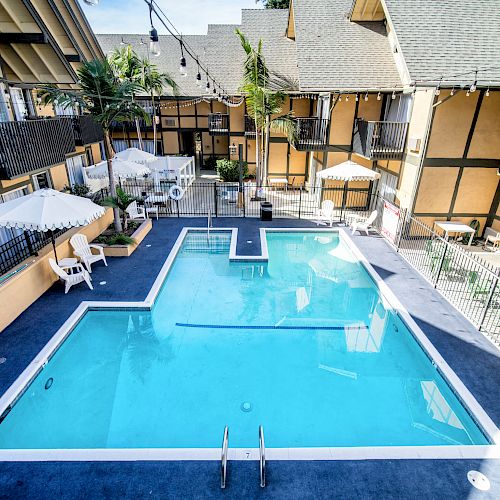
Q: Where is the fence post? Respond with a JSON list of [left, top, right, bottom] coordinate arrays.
[[23, 231, 36, 256], [298, 186, 302, 219], [396, 209, 407, 252], [176, 199, 180, 218], [433, 243, 448, 288], [213, 183, 218, 217], [478, 274, 499, 331], [243, 184, 246, 218]]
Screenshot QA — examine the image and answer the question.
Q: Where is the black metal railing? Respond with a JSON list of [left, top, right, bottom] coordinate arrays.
[[0, 228, 67, 276], [293, 118, 329, 151], [353, 119, 408, 160], [71, 115, 104, 145], [208, 114, 229, 135], [0, 118, 75, 179], [245, 115, 256, 136]]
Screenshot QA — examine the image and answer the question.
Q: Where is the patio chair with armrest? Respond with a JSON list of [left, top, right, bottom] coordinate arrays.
[[49, 258, 93, 294], [314, 200, 336, 227], [468, 271, 491, 301], [70, 233, 107, 273], [126, 200, 146, 220], [351, 210, 378, 235]]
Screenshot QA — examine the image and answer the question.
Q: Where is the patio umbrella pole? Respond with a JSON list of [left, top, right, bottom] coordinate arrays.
[[49, 230, 58, 264], [341, 182, 348, 223]]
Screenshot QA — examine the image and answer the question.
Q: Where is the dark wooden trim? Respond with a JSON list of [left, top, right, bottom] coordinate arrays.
[[0, 33, 47, 44], [21, 0, 78, 81], [71, 0, 104, 58], [447, 166, 464, 220], [486, 179, 500, 228], [64, 54, 81, 63], [463, 89, 484, 159], [424, 158, 500, 168], [60, 0, 98, 60]]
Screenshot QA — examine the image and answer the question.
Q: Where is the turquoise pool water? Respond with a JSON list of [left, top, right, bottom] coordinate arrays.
[[0, 231, 488, 449]]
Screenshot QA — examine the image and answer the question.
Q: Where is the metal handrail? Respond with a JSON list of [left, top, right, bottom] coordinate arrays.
[[221, 425, 229, 489], [259, 425, 266, 488]]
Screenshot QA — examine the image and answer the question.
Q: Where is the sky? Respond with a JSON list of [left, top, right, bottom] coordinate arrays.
[[79, 0, 261, 35]]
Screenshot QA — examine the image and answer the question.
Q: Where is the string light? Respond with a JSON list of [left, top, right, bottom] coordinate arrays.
[[377, 91, 381, 101], [435, 77, 442, 96], [195, 59, 202, 87], [391, 90, 396, 100], [469, 70, 478, 93], [486, 83, 490, 97], [147, 1, 160, 57], [355, 94, 359, 102], [179, 38, 187, 77], [364, 92, 369, 101], [345, 94, 349, 102], [450, 86, 455, 96]]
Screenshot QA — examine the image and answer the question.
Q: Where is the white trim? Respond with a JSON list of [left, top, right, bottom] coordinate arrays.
[[0, 227, 498, 462]]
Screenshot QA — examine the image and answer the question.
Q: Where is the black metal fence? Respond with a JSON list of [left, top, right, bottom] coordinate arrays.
[[389, 213, 500, 344], [294, 118, 329, 151], [0, 228, 66, 276]]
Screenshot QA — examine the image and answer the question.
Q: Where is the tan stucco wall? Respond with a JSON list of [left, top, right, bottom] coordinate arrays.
[[162, 131, 179, 154], [229, 105, 245, 133], [453, 167, 499, 213], [357, 96, 382, 121], [0, 208, 113, 332], [467, 91, 500, 159], [426, 90, 478, 158], [329, 99, 356, 145], [1, 176, 31, 190], [268, 142, 288, 175], [414, 167, 459, 213], [50, 162, 69, 191]]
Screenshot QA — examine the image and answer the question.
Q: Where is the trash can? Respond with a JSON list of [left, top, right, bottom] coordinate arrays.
[[260, 201, 273, 221]]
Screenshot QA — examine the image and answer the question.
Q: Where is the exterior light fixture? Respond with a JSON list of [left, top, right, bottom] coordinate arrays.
[[435, 77, 442, 96], [179, 39, 187, 77], [466, 88, 470, 97], [450, 86, 455, 96], [229, 142, 237, 155], [196, 59, 202, 87], [149, 28, 161, 57], [83, 0, 99, 5], [338, 95, 342, 102], [206, 80, 210, 91], [391, 90, 396, 100], [486, 86, 490, 97], [345, 94, 349, 102], [355, 94, 359, 102], [377, 91, 381, 100]]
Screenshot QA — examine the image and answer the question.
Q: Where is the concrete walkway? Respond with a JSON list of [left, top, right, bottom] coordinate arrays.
[[0, 218, 498, 499]]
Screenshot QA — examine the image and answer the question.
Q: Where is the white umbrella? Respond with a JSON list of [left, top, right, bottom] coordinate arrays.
[[316, 160, 381, 219], [85, 158, 151, 180], [113, 147, 156, 164], [0, 188, 105, 263]]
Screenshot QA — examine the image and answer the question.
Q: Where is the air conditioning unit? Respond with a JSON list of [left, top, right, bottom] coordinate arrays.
[[164, 118, 176, 127], [407, 137, 421, 153]]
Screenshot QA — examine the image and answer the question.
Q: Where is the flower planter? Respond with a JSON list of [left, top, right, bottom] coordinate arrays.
[[97, 218, 152, 257]]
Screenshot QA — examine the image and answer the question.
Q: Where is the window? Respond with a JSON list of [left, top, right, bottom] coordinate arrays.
[[0, 84, 11, 122], [0, 187, 29, 245], [54, 102, 76, 116], [66, 155, 86, 187], [32, 171, 52, 190], [85, 146, 94, 167], [130, 140, 155, 154], [10, 88, 28, 121], [99, 141, 106, 161]]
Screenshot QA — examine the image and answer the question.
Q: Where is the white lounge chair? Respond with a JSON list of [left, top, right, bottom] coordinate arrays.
[[49, 258, 93, 294], [351, 210, 378, 235], [126, 200, 146, 220], [315, 200, 336, 227], [70, 233, 107, 273]]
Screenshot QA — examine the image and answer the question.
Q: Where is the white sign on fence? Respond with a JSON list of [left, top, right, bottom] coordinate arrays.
[[381, 200, 400, 244]]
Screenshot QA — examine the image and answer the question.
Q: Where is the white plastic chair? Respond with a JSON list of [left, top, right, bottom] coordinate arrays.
[[126, 200, 146, 220], [351, 210, 378, 235], [70, 233, 107, 273], [49, 258, 93, 294], [144, 200, 159, 220], [315, 200, 335, 227]]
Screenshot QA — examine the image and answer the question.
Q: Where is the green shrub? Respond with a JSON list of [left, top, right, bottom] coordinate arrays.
[[216, 159, 249, 182], [65, 183, 90, 197], [107, 234, 136, 245], [203, 156, 220, 170]]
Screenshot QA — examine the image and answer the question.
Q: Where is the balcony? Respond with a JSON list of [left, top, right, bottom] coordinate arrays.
[[352, 119, 409, 160], [208, 113, 229, 135], [71, 115, 104, 145], [293, 118, 329, 151], [0, 118, 75, 179], [244, 115, 256, 137]]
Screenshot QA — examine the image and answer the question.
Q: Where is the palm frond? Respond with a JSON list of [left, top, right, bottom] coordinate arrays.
[[270, 113, 297, 144]]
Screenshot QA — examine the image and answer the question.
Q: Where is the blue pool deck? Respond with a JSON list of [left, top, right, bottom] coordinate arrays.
[[0, 218, 499, 499]]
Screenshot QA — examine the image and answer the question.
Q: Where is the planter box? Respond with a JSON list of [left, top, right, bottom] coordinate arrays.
[[98, 219, 152, 257]]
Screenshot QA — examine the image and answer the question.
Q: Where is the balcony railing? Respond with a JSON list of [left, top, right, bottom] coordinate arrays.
[[0, 118, 75, 179], [208, 113, 229, 135], [71, 115, 104, 145], [293, 118, 329, 151], [352, 119, 409, 160], [244, 115, 256, 136]]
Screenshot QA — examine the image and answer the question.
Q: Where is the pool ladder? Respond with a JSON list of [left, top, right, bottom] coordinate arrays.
[[220, 425, 266, 489]]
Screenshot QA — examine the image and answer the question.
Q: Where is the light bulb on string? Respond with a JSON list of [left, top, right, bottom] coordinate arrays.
[[179, 38, 187, 77], [149, 28, 160, 57], [364, 92, 369, 101], [391, 90, 396, 100], [377, 91, 381, 101]]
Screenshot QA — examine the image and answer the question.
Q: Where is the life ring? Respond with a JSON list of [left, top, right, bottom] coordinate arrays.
[[169, 184, 184, 201]]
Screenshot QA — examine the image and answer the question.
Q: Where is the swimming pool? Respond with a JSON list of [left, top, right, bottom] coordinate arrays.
[[0, 229, 496, 459]]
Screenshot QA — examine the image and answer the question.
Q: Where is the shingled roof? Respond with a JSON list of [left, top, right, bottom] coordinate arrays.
[[384, 0, 500, 86], [292, 0, 401, 91]]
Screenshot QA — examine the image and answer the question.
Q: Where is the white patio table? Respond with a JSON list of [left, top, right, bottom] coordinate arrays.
[[434, 221, 475, 246]]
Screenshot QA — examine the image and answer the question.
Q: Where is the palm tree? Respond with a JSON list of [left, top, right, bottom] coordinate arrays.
[[39, 59, 150, 232], [236, 29, 297, 191], [109, 46, 178, 155]]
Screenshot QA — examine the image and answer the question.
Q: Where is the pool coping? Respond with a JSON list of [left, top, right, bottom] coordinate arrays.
[[0, 227, 498, 462]]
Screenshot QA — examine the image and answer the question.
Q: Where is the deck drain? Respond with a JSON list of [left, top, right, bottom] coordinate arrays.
[[44, 378, 54, 390], [0, 357, 6, 364], [99, 281, 107, 286], [146, 244, 152, 247], [467, 471, 490, 491], [246, 240, 252, 244], [240, 401, 252, 412]]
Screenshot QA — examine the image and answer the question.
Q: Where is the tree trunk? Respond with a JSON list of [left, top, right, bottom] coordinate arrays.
[[103, 131, 122, 232], [254, 112, 260, 189], [152, 93, 157, 156], [135, 118, 143, 150], [263, 115, 270, 183]]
